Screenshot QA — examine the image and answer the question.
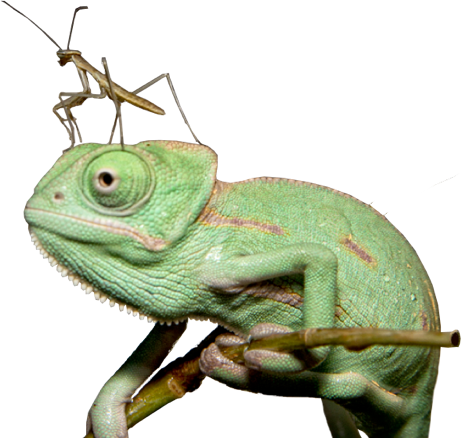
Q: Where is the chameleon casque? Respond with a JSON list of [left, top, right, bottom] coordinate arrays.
[[25, 140, 442, 438]]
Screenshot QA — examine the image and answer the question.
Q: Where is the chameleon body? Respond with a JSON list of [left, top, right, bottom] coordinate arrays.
[[25, 140, 440, 438]]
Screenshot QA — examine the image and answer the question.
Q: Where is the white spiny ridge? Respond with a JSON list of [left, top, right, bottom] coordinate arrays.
[[28, 229, 184, 326]]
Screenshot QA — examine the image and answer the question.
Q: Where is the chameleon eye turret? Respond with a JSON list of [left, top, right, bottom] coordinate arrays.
[[83, 150, 154, 213]]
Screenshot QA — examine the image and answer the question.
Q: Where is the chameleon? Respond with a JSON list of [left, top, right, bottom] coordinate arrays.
[[25, 140, 443, 438]]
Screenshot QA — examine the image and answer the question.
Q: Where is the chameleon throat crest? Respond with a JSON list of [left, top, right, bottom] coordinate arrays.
[[29, 230, 246, 335], [30, 230, 182, 325]]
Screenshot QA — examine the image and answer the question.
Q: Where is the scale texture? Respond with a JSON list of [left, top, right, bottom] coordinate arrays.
[[24, 141, 440, 438]]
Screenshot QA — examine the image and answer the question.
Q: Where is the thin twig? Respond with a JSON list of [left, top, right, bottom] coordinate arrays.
[[83, 327, 459, 437]]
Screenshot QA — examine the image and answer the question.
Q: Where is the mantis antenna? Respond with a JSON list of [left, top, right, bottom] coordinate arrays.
[[0, 0, 202, 146], [67, 6, 88, 50]]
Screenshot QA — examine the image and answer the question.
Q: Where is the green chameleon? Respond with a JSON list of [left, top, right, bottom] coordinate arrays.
[[25, 140, 441, 438]]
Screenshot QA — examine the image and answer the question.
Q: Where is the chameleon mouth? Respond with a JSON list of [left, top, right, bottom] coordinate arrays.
[[25, 207, 167, 251], [29, 229, 185, 326]]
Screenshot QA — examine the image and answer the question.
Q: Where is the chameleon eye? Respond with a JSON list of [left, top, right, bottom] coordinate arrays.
[[93, 168, 120, 194], [83, 151, 154, 214]]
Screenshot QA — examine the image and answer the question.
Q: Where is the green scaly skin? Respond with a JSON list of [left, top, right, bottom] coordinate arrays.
[[25, 140, 440, 438]]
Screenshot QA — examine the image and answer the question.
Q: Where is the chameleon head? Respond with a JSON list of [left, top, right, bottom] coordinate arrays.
[[24, 141, 217, 322]]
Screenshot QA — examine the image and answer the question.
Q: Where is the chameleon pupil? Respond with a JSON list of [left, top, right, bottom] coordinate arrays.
[[99, 172, 114, 187]]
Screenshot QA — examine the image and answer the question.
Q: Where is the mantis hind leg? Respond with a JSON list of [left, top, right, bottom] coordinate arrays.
[[131, 72, 202, 144], [102, 57, 124, 147], [101, 67, 202, 144], [52, 66, 202, 146]]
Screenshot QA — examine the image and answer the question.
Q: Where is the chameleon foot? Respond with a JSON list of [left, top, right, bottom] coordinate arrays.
[[86, 395, 130, 438]]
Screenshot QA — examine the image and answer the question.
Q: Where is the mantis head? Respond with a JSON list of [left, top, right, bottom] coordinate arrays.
[[57, 50, 82, 66]]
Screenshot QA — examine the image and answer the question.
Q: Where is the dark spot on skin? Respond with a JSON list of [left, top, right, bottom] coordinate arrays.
[[341, 237, 375, 264], [390, 385, 416, 395], [200, 208, 285, 235], [407, 386, 418, 394], [420, 310, 429, 330], [335, 305, 344, 319], [53, 192, 65, 203]]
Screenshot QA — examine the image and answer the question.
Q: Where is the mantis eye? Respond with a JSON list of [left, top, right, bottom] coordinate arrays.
[[83, 151, 154, 214]]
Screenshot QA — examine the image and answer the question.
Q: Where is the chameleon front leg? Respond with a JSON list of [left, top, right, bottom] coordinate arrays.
[[87, 321, 186, 438], [200, 243, 338, 372], [199, 244, 367, 436]]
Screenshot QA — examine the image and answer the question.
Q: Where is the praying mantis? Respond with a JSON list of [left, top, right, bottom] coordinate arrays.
[[3, 2, 202, 148]]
